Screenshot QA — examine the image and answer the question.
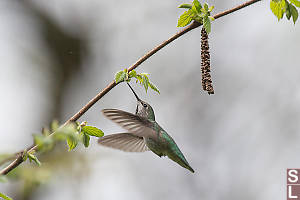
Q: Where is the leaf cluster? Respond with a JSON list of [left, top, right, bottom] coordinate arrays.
[[115, 69, 160, 94], [177, 0, 214, 33], [270, 0, 300, 23], [22, 120, 105, 166], [23, 150, 41, 166]]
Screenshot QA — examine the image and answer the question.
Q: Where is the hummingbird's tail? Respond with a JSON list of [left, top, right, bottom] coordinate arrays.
[[185, 163, 195, 173], [167, 150, 195, 173]]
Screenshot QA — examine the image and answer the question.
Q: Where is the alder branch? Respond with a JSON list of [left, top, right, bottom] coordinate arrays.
[[0, 0, 261, 176]]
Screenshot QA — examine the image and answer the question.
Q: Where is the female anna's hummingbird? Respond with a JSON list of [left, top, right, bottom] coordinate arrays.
[[98, 83, 194, 173]]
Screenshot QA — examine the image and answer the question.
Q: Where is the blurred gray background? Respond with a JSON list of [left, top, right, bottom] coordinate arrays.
[[1, 0, 300, 199]]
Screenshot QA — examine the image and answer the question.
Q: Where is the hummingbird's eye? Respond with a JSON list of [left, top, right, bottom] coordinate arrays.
[[143, 103, 147, 108]]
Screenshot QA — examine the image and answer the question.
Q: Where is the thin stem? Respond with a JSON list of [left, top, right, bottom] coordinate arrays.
[[0, 0, 261, 176]]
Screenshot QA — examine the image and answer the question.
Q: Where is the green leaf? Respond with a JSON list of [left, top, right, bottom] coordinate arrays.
[[129, 70, 137, 78], [54, 123, 78, 141], [286, 3, 292, 20], [115, 70, 126, 83], [290, 0, 300, 7], [123, 68, 129, 81], [0, 192, 13, 200], [67, 136, 78, 151], [136, 74, 143, 83], [208, 16, 215, 21], [193, 0, 202, 12], [33, 134, 54, 153], [270, 0, 279, 19], [203, 3, 209, 11], [149, 82, 160, 94], [140, 72, 149, 76], [65, 125, 80, 151], [177, 10, 194, 27], [53, 132, 68, 141], [82, 133, 90, 148], [191, 5, 198, 14], [27, 152, 41, 166], [51, 119, 59, 132], [290, 3, 299, 23], [142, 75, 149, 93], [193, 15, 202, 23], [22, 150, 28, 161], [82, 126, 104, 137], [270, 0, 286, 20], [203, 15, 211, 33], [42, 127, 50, 136], [178, 3, 192, 9], [209, 6, 214, 12]]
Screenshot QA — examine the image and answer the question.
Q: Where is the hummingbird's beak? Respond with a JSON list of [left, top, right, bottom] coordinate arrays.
[[127, 83, 141, 101]]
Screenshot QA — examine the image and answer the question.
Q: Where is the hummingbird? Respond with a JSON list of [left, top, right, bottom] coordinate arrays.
[[98, 83, 194, 173]]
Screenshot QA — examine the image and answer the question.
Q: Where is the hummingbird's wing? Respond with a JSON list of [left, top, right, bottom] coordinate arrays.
[[98, 133, 149, 152], [102, 109, 155, 138]]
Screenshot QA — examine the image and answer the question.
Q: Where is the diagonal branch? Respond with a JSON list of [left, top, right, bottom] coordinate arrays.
[[0, 0, 261, 176]]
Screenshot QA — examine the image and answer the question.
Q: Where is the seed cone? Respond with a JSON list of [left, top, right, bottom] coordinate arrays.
[[201, 27, 214, 95]]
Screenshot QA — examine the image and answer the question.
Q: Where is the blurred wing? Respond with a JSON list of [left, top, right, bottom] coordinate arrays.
[[102, 109, 155, 138], [98, 133, 149, 152]]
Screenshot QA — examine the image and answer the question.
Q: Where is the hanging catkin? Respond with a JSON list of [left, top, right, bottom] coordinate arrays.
[[201, 27, 214, 95]]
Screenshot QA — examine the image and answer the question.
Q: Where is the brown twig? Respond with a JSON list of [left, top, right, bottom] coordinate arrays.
[[0, 0, 261, 176]]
